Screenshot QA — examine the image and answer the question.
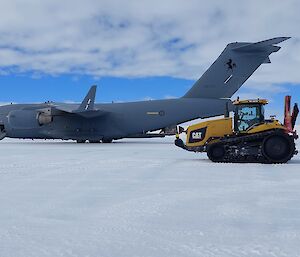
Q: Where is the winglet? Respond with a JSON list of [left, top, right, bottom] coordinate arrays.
[[78, 85, 97, 111]]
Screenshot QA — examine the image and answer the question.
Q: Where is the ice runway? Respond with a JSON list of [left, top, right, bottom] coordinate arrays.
[[0, 138, 300, 257]]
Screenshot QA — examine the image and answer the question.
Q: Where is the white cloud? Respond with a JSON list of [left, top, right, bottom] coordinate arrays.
[[0, 0, 299, 88]]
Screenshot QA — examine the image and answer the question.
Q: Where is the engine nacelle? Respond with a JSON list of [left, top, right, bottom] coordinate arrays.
[[8, 110, 39, 129], [7, 110, 53, 129]]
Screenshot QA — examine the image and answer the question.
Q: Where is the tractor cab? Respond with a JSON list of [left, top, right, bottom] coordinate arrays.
[[232, 98, 268, 133]]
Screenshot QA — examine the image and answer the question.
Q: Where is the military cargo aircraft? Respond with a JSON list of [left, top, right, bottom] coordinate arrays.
[[0, 37, 289, 143]]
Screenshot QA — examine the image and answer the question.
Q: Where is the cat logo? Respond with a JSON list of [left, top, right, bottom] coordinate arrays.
[[188, 127, 207, 144], [192, 131, 202, 139]]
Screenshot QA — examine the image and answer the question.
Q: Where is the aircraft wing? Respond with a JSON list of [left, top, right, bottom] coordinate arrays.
[[50, 86, 108, 118]]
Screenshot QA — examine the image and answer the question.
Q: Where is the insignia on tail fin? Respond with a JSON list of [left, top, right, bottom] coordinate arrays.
[[183, 37, 290, 99]]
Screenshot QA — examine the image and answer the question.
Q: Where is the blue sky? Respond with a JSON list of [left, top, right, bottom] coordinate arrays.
[[0, 75, 192, 103], [1, 73, 299, 105], [0, 0, 299, 122]]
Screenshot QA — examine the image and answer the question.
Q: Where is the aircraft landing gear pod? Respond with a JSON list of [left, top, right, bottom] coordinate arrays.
[[0, 124, 6, 140], [175, 96, 299, 163]]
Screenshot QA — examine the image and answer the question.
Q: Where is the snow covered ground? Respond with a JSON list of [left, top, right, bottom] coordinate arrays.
[[0, 138, 300, 257]]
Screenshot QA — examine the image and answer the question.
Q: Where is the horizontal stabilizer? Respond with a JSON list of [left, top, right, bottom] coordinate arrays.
[[263, 57, 271, 64], [233, 37, 290, 52], [248, 37, 290, 47]]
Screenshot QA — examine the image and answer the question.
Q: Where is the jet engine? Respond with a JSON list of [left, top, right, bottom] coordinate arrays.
[[37, 112, 53, 126], [7, 109, 53, 130]]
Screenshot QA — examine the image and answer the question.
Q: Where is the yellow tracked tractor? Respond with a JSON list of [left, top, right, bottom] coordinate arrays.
[[175, 96, 298, 163]]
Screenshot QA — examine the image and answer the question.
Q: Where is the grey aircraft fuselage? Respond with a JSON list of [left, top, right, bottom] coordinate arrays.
[[0, 98, 230, 141], [0, 37, 290, 142]]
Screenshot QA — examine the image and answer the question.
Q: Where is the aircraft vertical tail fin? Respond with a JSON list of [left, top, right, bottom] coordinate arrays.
[[183, 37, 290, 99], [78, 85, 97, 111]]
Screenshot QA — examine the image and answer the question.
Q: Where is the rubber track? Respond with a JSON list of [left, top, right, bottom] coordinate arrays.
[[210, 130, 296, 163]]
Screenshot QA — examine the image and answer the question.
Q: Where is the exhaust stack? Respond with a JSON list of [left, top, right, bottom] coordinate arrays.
[[291, 103, 299, 130]]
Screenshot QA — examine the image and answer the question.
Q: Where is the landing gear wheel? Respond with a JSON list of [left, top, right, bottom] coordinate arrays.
[[262, 133, 295, 163], [89, 140, 100, 143], [207, 143, 226, 162], [102, 138, 113, 143], [76, 139, 86, 143]]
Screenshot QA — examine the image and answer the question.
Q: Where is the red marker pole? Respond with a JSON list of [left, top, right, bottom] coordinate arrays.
[[284, 95, 292, 133]]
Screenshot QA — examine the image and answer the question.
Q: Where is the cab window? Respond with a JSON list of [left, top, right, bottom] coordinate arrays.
[[235, 105, 262, 132]]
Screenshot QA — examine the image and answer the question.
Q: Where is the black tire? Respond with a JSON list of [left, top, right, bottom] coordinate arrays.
[[262, 133, 295, 163], [207, 143, 226, 162]]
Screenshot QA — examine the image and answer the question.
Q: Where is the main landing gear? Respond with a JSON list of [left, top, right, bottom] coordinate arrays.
[[76, 139, 113, 144]]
